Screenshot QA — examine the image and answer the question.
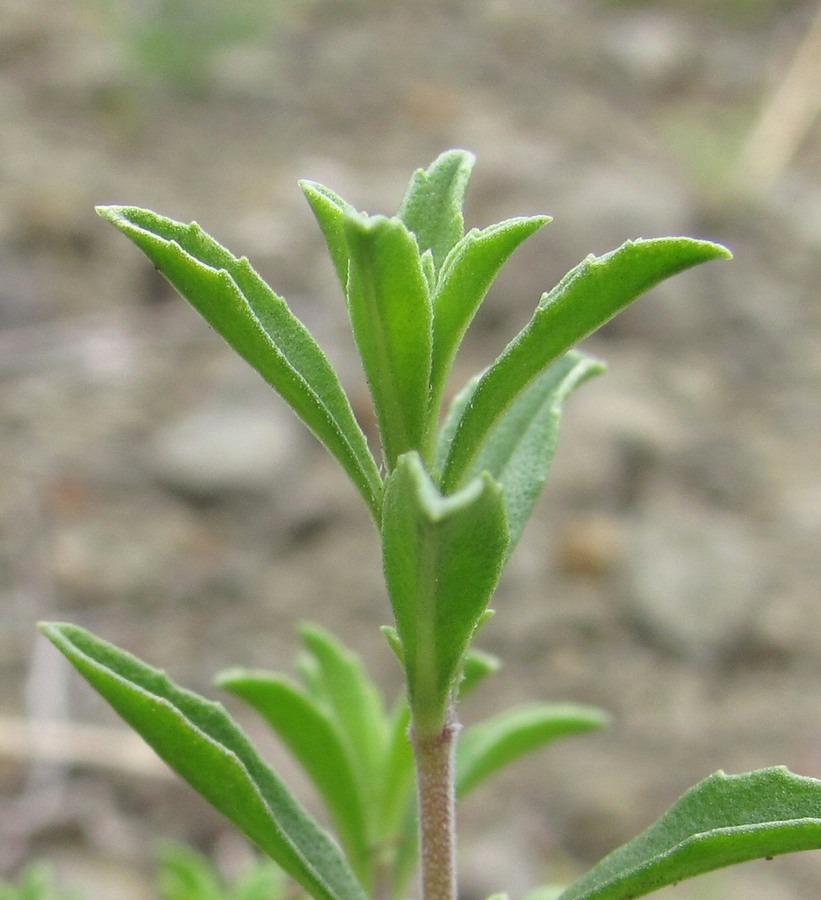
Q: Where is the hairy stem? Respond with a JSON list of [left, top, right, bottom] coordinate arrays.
[[413, 705, 459, 900]]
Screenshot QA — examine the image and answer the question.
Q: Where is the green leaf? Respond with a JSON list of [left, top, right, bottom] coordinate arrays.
[[441, 237, 732, 492], [439, 351, 605, 555], [456, 703, 610, 798], [216, 669, 371, 885], [381, 452, 508, 736], [231, 860, 287, 900], [300, 180, 355, 296], [380, 624, 404, 665], [398, 149, 475, 272], [377, 699, 415, 842], [231, 861, 287, 900], [430, 216, 550, 411], [420, 248, 436, 294], [39, 622, 366, 900], [459, 648, 501, 699], [157, 844, 286, 900], [297, 624, 388, 812], [157, 844, 225, 900], [344, 213, 433, 469], [0, 864, 81, 900], [558, 767, 821, 900], [97, 205, 381, 520]]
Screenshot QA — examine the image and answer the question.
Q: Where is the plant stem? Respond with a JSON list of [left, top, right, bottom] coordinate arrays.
[[413, 704, 458, 900]]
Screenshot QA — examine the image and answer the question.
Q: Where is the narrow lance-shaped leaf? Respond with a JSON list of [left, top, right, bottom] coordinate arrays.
[[98, 206, 382, 520], [39, 623, 366, 900], [344, 213, 433, 470], [398, 149, 475, 272], [297, 624, 388, 814], [438, 351, 605, 555], [300, 180, 355, 296], [380, 624, 404, 666], [558, 767, 821, 900], [456, 703, 610, 798], [420, 248, 436, 294], [377, 699, 415, 844], [430, 216, 550, 413], [216, 669, 372, 887], [441, 238, 732, 492], [381, 452, 508, 737]]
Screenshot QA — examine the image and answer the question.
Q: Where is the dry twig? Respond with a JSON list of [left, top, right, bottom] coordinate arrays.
[[737, 1, 821, 192]]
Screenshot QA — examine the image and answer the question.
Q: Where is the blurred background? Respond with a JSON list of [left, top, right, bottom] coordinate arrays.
[[1, 0, 821, 897]]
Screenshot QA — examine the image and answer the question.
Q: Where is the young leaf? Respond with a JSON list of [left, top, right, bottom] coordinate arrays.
[[456, 703, 610, 798], [97, 206, 382, 520], [381, 452, 508, 737], [157, 843, 286, 900], [459, 648, 501, 699], [380, 624, 404, 665], [377, 699, 415, 843], [39, 623, 366, 900], [430, 216, 550, 411], [441, 237, 732, 492], [300, 180, 355, 295], [0, 864, 81, 900], [438, 351, 605, 555], [398, 149, 475, 272], [231, 859, 287, 900], [558, 767, 821, 900], [344, 213, 433, 469], [420, 248, 436, 294], [156, 843, 226, 900], [216, 669, 371, 885], [297, 624, 388, 812]]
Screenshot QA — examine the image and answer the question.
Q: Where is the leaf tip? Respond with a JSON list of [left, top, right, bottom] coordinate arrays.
[[213, 667, 246, 689], [96, 204, 126, 225], [381, 624, 405, 664], [37, 620, 72, 644]]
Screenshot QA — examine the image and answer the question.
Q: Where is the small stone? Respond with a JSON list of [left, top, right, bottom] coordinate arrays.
[[556, 513, 626, 577], [622, 486, 766, 660], [145, 401, 301, 501]]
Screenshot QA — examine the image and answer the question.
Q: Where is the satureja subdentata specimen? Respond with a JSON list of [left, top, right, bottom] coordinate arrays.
[[40, 151, 821, 900]]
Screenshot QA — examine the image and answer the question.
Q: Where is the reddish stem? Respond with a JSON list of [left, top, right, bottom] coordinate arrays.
[[413, 707, 459, 900]]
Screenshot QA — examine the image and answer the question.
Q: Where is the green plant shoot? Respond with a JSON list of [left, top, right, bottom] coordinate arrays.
[[40, 150, 821, 900]]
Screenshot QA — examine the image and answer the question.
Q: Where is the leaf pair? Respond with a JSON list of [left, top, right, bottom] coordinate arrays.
[[381, 453, 508, 736], [437, 236, 732, 494], [218, 626, 607, 896], [302, 150, 549, 473], [217, 624, 408, 894]]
